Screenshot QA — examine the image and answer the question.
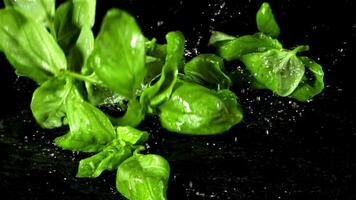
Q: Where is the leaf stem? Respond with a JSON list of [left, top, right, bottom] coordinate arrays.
[[64, 71, 105, 87]]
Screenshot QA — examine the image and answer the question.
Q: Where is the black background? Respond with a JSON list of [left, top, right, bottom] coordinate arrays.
[[1, 0, 356, 199]]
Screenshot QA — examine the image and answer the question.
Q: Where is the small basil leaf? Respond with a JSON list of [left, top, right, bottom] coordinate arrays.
[[184, 54, 231, 90], [290, 57, 324, 101], [256, 2, 280, 38], [217, 32, 282, 61], [68, 26, 95, 72], [117, 126, 149, 145], [55, 91, 116, 152], [89, 9, 145, 100], [4, 0, 55, 27], [30, 77, 73, 129], [159, 81, 243, 135], [208, 31, 236, 47], [54, 1, 79, 52], [111, 100, 145, 127], [140, 31, 185, 113], [116, 154, 170, 200], [72, 0, 96, 28], [241, 45, 308, 96], [0, 8, 67, 84], [76, 141, 132, 178], [145, 43, 167, 83]]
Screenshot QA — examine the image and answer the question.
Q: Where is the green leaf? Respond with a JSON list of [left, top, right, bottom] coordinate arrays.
[[68, 26, 95, 72], [140, 31, 185, 113], [88, 9, 145, 100], [256, 2, 280, 38], [4, 0, 55, 27], [54, 1, 79, 52], [116, 154, 170, 200], [184, 54, 231, 90], [55, 91, 116, 152], [290, 57, 324, 101], [30, 77, 73, 129], [216, 32, 282, 61], [72, 0, 96, 28], [0, 8, 67, 84], [208, 31, 236, 47], [54, 0, 96, 54], [159, 81, 243, 135], [144, 42, 167, 84], [77, 140, 132, 178], [241, 45, 308, 96], [117, 126, 149, 145], [111, 100, 145, 127]]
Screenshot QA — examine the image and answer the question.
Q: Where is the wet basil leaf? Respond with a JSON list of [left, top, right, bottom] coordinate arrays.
[[77, 140, 132, 178], [4, 0, 55, 27], [30, 77, 73, 129], [55, 92, 116, 152], [159, 81, 243, 135], [214, 32, 282, 61], [89, 9, 145, 100], [241, 45, 308, 96], [0, 8, 67, 84], [117, 126, 149, 145], [184, 54, 231, 90], [290, 57, 324, 101], [256, 2, 280, 38], [111, 100, 145, 127], [140, 31, 185, 113], [116, 154, 170, 200], [208, 31, 236, 47]]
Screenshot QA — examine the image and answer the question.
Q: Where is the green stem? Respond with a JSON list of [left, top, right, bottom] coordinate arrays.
[[64, 71, 104, 87]]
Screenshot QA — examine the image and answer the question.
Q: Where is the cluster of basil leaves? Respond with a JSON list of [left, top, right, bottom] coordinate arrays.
[[0, 1, 324, 200]]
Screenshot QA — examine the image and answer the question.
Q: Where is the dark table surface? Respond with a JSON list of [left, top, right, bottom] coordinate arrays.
[[1, 0, 356, 199]]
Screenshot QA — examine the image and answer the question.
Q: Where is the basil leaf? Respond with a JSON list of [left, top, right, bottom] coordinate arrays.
[[0, 8, 67, 84], [117, 126, 149, 145], [30, 77, 73, 129], [72, 0, 96, 28], [256, 2, 280, 38], [159, 81, 243, 135], [4, 0, 55, 27], [208, 31, 236, 47], [89, 9, 145, 100], [140, 31, 185, 113], [145, 42, 167, 83], [54, 0, 96, 54], [241, 45, 308, 96], [184, 54, 231, 90], [55, 91, 116, 152], [77, 140, 132, 178], [290, 57, 324, 101], [111, 100, 145, 127], [116, 154, 170, 200], [216, 32, 282, 61], [68, 26, 94, 72]]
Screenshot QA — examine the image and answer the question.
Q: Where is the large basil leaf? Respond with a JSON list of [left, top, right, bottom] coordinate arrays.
[[117, 126, 149, 145], [4, 0, 55, 27], [215, 32, 282, 61], [0, 8, 67, 84], [77, 140, 132, 178], [30, 77, 73, 129], [116, 154, 170, 200], [88, 9, 145, 100], [184, 54, 231, 90], [55, 92, 116, 152], [159, 81, 243, 135], [140, 31, 185, 113], [256, 2, 280, 38], [290, 57, 324, 101], [241, 45, 308, 96]]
